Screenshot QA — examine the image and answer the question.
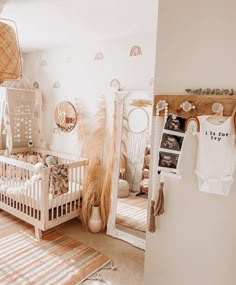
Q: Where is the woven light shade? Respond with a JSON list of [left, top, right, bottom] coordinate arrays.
[[0, 19, 22, 84]]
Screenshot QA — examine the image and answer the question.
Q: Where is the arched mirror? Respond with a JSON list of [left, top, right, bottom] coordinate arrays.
[[54, 101, 77, 132], [107, 90, 153, 249]]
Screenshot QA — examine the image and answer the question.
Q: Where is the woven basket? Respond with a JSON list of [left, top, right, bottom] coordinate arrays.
[[0, 20, 22, 83]]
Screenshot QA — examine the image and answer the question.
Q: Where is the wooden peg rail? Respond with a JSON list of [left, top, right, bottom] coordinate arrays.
[[153, 95, 236, 117]]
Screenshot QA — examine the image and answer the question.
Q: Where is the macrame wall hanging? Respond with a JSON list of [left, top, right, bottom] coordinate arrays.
[[0, 75, 45, 154], [126, 105, 151, 191]]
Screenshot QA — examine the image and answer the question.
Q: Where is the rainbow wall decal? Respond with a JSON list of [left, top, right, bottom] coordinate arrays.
[[53, 81, 60, 88], [94, 52, 104, 60], [130, 46, 142, 56], [110, 79, 121, 90]]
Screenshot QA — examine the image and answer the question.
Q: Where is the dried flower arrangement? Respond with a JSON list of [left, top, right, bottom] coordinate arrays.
[[100, 101, 117, 231], [76, 96, 117, 230]]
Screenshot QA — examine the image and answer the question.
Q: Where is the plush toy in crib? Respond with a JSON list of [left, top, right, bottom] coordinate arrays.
[[45, 155, 58, 167], [31, 162, 44, 182]]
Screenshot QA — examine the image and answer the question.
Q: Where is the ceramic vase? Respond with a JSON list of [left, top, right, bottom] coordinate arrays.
[[88, 206, 102, 233]]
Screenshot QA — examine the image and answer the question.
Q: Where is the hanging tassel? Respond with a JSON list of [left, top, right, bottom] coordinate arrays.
[[148, 200, 156, 233], [154, 182, 165, 216]]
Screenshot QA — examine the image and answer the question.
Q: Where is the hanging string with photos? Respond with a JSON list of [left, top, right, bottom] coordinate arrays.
[[148, 93, 236, 233]]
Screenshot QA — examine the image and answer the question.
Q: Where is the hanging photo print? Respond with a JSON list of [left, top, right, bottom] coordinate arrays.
[[157, 114, 187, 177], [164, 115, 186, 133], [160, 133, 184, 151], [158, 151, 179, 170]]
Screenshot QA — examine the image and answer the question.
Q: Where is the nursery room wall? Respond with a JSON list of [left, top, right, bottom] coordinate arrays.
[[0, 0, 158, 156], [144, 0, 236, 285], [22, 32, 156, 154]]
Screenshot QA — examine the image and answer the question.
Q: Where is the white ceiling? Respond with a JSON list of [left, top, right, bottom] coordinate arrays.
[[0, 0, 157, 51]]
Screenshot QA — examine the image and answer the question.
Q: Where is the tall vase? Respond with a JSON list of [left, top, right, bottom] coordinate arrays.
[[88, 206, 102, 233]]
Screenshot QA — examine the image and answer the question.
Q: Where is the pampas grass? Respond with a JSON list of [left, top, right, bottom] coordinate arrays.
[[100, 101, 117, 231], [88, 97, 107, 161], [81, 157, 102, 228], [81, 96, 107, 229], [74, 101, 89, 158]]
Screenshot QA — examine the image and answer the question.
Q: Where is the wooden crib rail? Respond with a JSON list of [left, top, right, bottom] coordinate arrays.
[[68, 159, 88, 169], [31, 147, 85, 162], [0, 156, 35, 171]]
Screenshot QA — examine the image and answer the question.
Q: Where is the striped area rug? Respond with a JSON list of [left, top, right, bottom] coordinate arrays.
[[0, 210, 110, 285], [116, 195, 147, 232]]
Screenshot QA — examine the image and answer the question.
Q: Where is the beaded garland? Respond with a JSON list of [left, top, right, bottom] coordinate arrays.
[[13, 96, 33, 147]]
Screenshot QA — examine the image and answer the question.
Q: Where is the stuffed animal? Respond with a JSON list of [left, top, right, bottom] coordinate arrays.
[[45, 155, 57, 167], [30, 162, 44, 182]]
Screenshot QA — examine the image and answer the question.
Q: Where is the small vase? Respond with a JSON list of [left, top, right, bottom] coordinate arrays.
[[88, 206, 102, 233]]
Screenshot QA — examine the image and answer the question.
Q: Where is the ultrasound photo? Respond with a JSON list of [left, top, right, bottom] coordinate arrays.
[[158, 151, 179, 169], [160, 133, 184, 151], [164, 115, 186, 133]]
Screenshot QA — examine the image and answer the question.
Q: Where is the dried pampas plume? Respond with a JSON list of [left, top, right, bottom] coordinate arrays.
[[81, 157, 101, 228], [81, 96, 107, 229], [100, 101, 117, 231], [88, 97, 107, 161], [74, 101, 89, 158]]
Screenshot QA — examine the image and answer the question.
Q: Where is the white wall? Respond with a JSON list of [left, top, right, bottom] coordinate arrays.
[[144, 0, 236, 284], [23, 33, 156, 154]]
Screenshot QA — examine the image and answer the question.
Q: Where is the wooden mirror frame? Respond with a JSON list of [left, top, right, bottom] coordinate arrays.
[[106, 90, 153, 250]]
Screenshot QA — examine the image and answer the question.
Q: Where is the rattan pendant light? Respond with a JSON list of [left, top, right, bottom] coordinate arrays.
[[0, 18, 22, 85]]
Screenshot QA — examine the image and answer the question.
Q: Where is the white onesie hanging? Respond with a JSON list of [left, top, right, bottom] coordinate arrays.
[[195, 115, 236, 196]]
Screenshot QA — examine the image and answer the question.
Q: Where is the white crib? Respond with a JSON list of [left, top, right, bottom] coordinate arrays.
[[0, 147, 88, 239]]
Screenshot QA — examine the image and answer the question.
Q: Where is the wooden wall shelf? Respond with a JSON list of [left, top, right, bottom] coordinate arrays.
[[153, 95, 236, 117]]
